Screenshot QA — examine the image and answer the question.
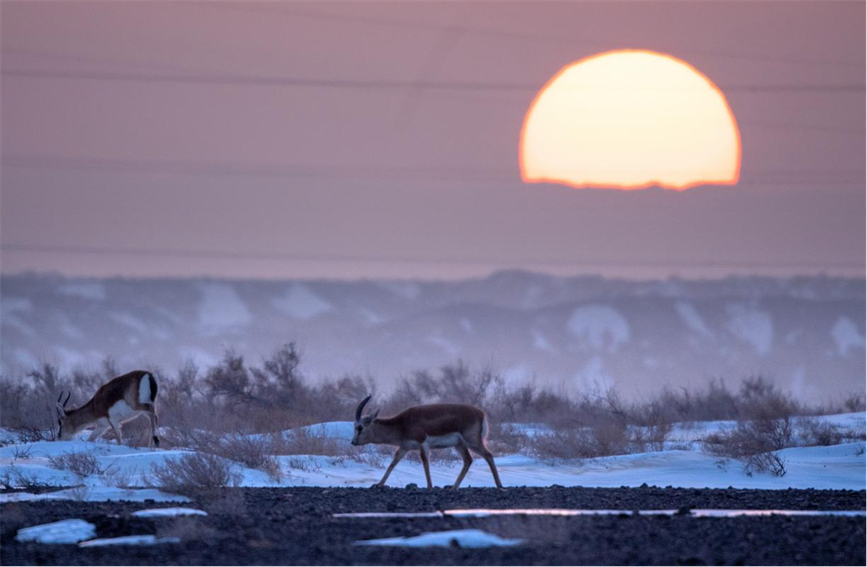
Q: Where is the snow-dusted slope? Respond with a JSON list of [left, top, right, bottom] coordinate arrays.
[[1, 273, 864, 400]]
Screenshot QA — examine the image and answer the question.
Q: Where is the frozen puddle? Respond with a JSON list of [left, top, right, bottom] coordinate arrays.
[[356, 529, 523, 548], [132, 507, 208, 518], [447, 509, 678, 517], [336, 508, 867, 519], [16, 519, 96, 544], [80, 535, 181, 547]]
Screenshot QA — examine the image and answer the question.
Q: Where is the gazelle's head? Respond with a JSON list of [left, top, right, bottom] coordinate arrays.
[[55, 391, 73, 440], [351, 395, 380, 446]]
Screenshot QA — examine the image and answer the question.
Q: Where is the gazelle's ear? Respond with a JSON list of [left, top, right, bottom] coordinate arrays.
[[56, 402, 67, 418], [371, 409, 380, 421]]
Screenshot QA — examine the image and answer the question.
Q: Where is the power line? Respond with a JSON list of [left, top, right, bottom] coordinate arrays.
[[2, 243, 861, 271], [200, 3, 866, 70], [2, 155, 863, 186], [3, 68, 863, 94]]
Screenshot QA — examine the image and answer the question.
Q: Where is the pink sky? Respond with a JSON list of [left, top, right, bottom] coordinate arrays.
[[1, 1, 864, 280]]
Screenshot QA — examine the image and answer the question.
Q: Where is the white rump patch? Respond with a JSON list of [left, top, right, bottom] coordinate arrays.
[[138, 374, 153, 405]]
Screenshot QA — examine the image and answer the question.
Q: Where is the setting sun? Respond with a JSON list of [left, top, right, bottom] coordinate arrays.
[[520, 50, 742, 191]]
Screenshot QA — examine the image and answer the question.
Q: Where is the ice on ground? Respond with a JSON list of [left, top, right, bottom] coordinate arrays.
[[0, 487, 189, 503], [356, 529, 523, 548], [79, 535, 181, 547], [16, 519, 96, 544], [132, 507, 207, 518], [691, 509, 867, 518], [334, 512, 445, 519]]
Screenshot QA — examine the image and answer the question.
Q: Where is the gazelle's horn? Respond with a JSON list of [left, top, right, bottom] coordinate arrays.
[[62, 391, 71, 408], [355, 394, 372, 422]]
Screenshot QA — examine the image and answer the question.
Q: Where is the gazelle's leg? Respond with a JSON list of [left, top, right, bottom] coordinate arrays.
[[376, 447, 407, 487], [142, 405, 159, 449], [88, 419, 110, 442], [108, 420, 123, 446], [470, 444, 503, 489], [451, 444, 473, 489], [419, 443, 433, 489]]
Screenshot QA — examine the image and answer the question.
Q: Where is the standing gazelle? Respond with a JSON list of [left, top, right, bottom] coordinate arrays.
[[56, 370, 159, 449], [351, 395, 503, 489]]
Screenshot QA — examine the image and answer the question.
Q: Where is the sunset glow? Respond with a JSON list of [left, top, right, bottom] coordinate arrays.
[[520, 50, 742, 191]]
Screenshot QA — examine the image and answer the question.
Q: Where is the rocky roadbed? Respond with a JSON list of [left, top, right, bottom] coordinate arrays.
[[2, 487, 865, 565]]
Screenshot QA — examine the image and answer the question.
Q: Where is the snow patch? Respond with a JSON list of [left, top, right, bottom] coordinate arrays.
[[0, 487, 190, 504], [197, 283, 251, 332], [356, 529, 523, 548], [675, 302, 713, 338], [725, 303, 773, 356], [16, 519, 96, 544], [109, 311, 147, 333], [567, 305, 630, 352], [272, 284, 334, 320], [831, 317, 864, 356], [532, 329, 556, 353], [2, 297, 36, 337]]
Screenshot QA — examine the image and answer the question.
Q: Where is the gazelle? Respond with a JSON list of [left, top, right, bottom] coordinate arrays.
[[56, 370, 160, 449], [351, 395, 503, 489]]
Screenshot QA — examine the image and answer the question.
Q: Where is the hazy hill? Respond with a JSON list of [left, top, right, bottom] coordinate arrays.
[[1, 272, 863, 401]]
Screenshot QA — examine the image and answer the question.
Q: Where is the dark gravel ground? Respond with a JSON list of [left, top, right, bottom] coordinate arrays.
[[2, 486, 865, 565]]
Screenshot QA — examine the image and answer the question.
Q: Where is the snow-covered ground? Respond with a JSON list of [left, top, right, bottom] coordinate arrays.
[[1, 413, 863, 502]]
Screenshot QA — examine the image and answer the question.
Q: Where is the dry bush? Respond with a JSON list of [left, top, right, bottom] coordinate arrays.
[[486, 422, 531, 455], [743, 452, 787, 477], [48, 450, 105, 478], [210, 435, 282, 482], [149, 453, 240, 494], [704, 416, 794, 458], [347, 447, 388, 468], [270, 426, 345, 456], [798, 418, 844, 446], [287, 456, 321, 473]]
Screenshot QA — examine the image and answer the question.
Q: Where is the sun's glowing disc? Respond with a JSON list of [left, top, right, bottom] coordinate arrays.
[[520, 50, 741, 191]]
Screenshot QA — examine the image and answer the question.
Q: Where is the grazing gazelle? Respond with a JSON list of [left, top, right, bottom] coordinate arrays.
[[350, 395, 503, 489], [56, 370, 159, 449]]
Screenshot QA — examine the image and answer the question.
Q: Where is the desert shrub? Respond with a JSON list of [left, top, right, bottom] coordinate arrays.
[[149, 453, 240, 493], [743, 452, 787, 477], [48, 450, 105, 478], [704, 416, 794, 458], [798, 418, 845, 446], [213, 435, 282, 482], [287, 456, 321, 473], [270, 426, 345, 456], [486, 422, 531, 455]]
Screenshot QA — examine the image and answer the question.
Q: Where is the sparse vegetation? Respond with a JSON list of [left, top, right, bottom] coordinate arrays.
[[47, 450, 105, 478], [149, 453, 240, 494], [1, 348, 863, 469]]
